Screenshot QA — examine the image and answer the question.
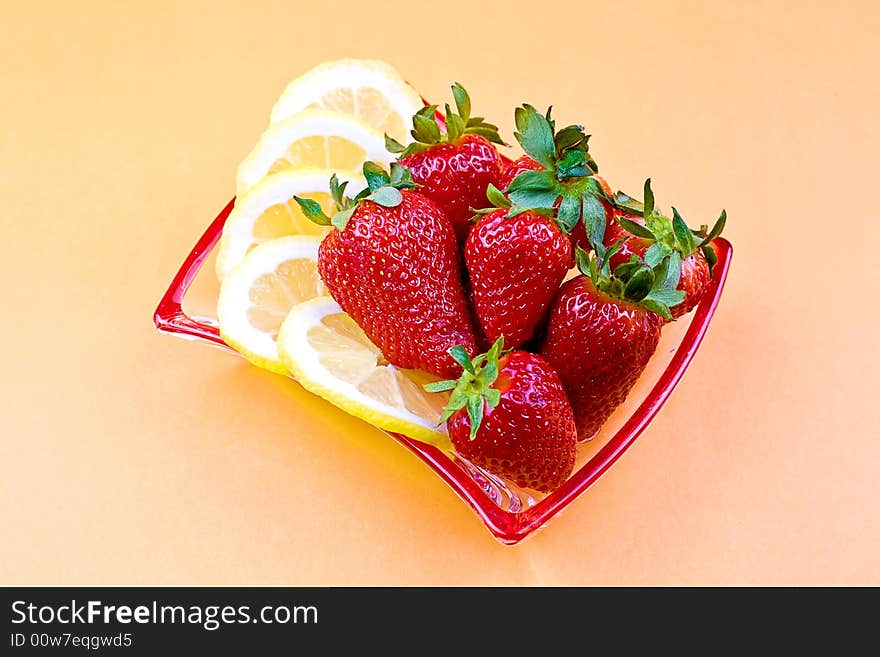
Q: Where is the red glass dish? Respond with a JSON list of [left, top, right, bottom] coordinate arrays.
[[154, 199, 732, 544]]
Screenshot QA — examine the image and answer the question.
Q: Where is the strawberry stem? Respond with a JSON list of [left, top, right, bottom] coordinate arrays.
[[293, 162, 419, 231], [385, 83, 505, 158], [423, 337, 507, 440], [612, 179, 728, 274], [575, 241, 685, 321], [504, 104, 610, 235]]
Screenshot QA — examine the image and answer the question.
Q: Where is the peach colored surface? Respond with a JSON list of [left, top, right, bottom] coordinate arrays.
[[2, 1, 877, 585]]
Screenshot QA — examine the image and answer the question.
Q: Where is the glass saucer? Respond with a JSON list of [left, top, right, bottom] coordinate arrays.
[[154, 198, 732, 544]]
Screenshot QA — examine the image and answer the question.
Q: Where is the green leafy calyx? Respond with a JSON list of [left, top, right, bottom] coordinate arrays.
[[385, 83, 506, 158], [613, 178, 726, 272], [512, 104, 598, 178], [423, 337, 508, 441], [504, 104, 608, 234], [293, 162, 418, 230], [576, 236, 685, 321]]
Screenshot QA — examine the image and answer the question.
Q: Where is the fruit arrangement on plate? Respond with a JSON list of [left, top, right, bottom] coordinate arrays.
[[212, 58, 728, 501]]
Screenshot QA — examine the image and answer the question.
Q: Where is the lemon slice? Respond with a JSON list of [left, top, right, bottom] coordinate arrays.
[[269, 59, 423, 143], [277, 296, 452, 449], [216, 168, 362, 281], [218, 236, 326, 374], [236, 109, 391, 195]]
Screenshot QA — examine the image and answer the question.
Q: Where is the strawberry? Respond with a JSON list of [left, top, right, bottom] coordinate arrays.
[[465, 188, 573, 349], [607, 179, 726, 318], [539, 241, 685, 440], [386, 83, 505, 244], [295, 162, 478, 378], [502, 104, 614, 252], [425, 338, 576, 493]]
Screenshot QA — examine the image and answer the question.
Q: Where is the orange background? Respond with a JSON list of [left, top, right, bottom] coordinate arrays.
[[2, 1, 878, 585]]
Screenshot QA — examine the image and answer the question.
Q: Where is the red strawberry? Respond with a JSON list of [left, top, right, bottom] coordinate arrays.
[[425, 338, 576, 493], [386, 83, 505, 244], [503, 104, 613, 252], [606, 179, 726, 319], [539, 245, 683, 440], [295, 163, 477, 378], [465, 203, 572, 349]]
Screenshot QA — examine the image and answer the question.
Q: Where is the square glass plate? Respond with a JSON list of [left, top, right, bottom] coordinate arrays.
[[154, 198, 732, 544]]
